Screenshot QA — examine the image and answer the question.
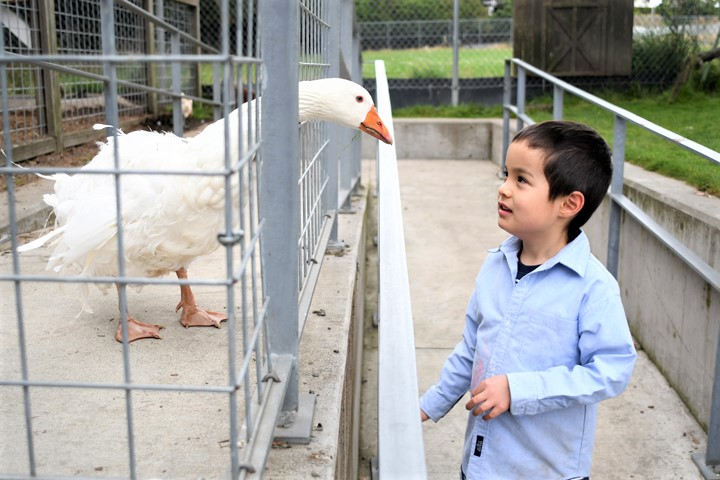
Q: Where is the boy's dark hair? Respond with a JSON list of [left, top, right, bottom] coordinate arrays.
[[512, 120, 613, 236]]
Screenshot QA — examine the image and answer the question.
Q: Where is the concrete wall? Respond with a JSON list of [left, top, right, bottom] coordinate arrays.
[[364, 118, 719, 431]]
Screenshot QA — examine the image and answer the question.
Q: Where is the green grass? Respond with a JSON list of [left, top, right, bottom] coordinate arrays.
[[394, 102, 504, 118], [362, 45, 511, 79], [394, 91, 720, 196]]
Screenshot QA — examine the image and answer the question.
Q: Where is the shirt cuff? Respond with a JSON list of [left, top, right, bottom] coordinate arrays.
[[506, 371, 541, 416], [419, 388, 457, 423]]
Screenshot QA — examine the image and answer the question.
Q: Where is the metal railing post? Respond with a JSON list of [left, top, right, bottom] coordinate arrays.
[[501, 59, 511, 173], [326, 0, 342, 238], [451, 0, 459, 106], [516, 65, 526, 133], [607, 115, 626, 279], [706, 341, 720, 465], [258, 0, 300, 413], [694, 337, 720, 474], [553, 84, 564, 120]]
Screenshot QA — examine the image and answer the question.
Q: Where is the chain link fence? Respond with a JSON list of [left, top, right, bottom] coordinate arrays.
[[358, 7, 720, 102]]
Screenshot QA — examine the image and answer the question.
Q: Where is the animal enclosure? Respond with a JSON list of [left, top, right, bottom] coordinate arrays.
[[0, 0, 364, 478]]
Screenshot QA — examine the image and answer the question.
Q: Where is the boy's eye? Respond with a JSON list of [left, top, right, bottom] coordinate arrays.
[[501, 170, 508, 178], [517, 175, 527, 183]]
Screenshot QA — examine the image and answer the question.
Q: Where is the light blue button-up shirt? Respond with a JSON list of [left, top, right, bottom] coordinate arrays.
[[419, 232, 637, 479]]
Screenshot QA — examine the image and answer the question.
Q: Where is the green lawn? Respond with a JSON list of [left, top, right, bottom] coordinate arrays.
[[362, 45, 511, 79], [394, 91, 720, 196]]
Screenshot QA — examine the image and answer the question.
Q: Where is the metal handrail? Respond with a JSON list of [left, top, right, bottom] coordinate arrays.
[[502, 57, 720, 475], [375, 59, 428, 479]]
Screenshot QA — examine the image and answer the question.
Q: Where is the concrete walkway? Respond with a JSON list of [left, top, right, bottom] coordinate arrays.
[[360, 158, 709, 480], [1, 158, 713, 479]]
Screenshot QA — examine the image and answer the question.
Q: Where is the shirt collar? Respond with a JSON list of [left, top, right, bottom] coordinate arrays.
[[491, 230, 591, 277]]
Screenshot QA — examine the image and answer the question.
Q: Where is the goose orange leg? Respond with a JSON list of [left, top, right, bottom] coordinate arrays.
[[175, 267, 227, 328], [114, 285, 164, 342]]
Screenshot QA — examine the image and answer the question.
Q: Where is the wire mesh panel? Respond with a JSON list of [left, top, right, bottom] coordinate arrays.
[[0, 0, 199, 162], [297, 0, 331, 316], [0, 0, 276, 478], [0, 0, 46, 146], [154, 0, 199, 111], [55, 0, 148, 133]]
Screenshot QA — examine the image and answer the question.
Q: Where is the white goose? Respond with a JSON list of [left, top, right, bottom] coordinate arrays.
[[19, 78, 392, 342]]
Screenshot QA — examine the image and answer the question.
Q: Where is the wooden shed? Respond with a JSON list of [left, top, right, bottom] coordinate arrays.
[[513, 0, 633, 76]]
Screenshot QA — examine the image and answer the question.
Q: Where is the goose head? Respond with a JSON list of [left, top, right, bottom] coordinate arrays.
[[298, 78, 393, 145]]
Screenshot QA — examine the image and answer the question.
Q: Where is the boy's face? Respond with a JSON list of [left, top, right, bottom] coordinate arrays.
[[498, 140, 566, 242]]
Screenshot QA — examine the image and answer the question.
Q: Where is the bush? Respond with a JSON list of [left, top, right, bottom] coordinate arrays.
[[631, 32, 697, 90]]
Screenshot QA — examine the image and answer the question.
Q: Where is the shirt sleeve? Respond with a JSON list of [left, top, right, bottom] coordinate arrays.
[[419, 291, 479, 422], [506, 291, 637, 416]]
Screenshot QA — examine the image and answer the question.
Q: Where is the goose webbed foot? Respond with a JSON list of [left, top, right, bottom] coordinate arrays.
[[115, 316, 164, 342], [177, 302, 227, 328]]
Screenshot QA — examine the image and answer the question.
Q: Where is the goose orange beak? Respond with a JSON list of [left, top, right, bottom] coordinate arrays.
[[360, 106, 393, 145]]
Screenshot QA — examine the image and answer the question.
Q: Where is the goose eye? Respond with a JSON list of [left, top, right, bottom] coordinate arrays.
[[355, 95, 364, 103]]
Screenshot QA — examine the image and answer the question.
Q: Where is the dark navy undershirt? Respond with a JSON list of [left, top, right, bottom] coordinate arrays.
[[516, 258, 540, 283]]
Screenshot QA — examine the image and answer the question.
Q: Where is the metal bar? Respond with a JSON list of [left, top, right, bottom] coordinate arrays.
[[510, 58, 720, 166], [609, 193, 720, 292], [115, 0, 219, 53], [607, 115, 627, 279], [0, 52, 262, 64], [451, 0, 459, 106], [516, 65, 526, 133], [0, 51, 213, 105], [704, 317, 720, 467], [501, 59, 511, 173], [3, 141, 259, 176], [259, 0, 300, 413], [0, 379, 236, 393], [238, 355, 294, 479], [0, 4, 36, 473], [553, 85, 564, 120], [297, 209, 335, 336], [99, 2, 137, 478], [375, 59, 427, 479], [171, 31, 183, 136]]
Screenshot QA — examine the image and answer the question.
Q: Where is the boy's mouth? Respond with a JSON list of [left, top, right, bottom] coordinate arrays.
[[498, 201, 511, 213]]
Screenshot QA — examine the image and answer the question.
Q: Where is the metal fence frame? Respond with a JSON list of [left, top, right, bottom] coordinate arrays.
[[0, 0, 363, 478], [502, 57, 720, 478]]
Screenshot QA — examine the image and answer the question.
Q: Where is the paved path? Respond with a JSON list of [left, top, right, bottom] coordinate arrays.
[[360, 158, 709, 480]]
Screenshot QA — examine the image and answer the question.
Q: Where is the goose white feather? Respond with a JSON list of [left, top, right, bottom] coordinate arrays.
[[19, 78, 392, 342]]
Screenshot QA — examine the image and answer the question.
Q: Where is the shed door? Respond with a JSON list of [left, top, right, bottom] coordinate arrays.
[[543, 1, 608, 75]]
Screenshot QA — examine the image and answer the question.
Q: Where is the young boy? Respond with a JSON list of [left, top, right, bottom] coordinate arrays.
[[419, 121, 637, 479]]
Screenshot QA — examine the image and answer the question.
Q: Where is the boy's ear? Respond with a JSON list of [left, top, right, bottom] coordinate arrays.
[[560, 191, 584, 218]]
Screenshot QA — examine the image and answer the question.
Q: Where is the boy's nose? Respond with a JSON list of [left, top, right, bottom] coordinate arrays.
[[498, 180, 510, 198]]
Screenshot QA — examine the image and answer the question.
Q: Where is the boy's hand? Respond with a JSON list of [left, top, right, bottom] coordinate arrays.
[[465, 374, 510, 420], [420, 408, 429, 422]]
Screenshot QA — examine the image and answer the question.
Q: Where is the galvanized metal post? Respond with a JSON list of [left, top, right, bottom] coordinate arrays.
[[100, 2, 139, 478], [693, 336, 720, 474], [501, 59, 511, 174], [607, 115, 626, 279], [258, 0, 301, 416], [516, 65, 526, 132], [326, 1, 342, 237], [706, 340, 720, 465], [171, 31, 183, 136], [451, 0, 459, 106], [553, 85, 564, 120], [0, 6, 37, 475]]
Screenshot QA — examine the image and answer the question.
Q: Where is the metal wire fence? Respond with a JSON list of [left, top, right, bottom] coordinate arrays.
[[0, 0, 362, 478], [359, 13, 720, 94]]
